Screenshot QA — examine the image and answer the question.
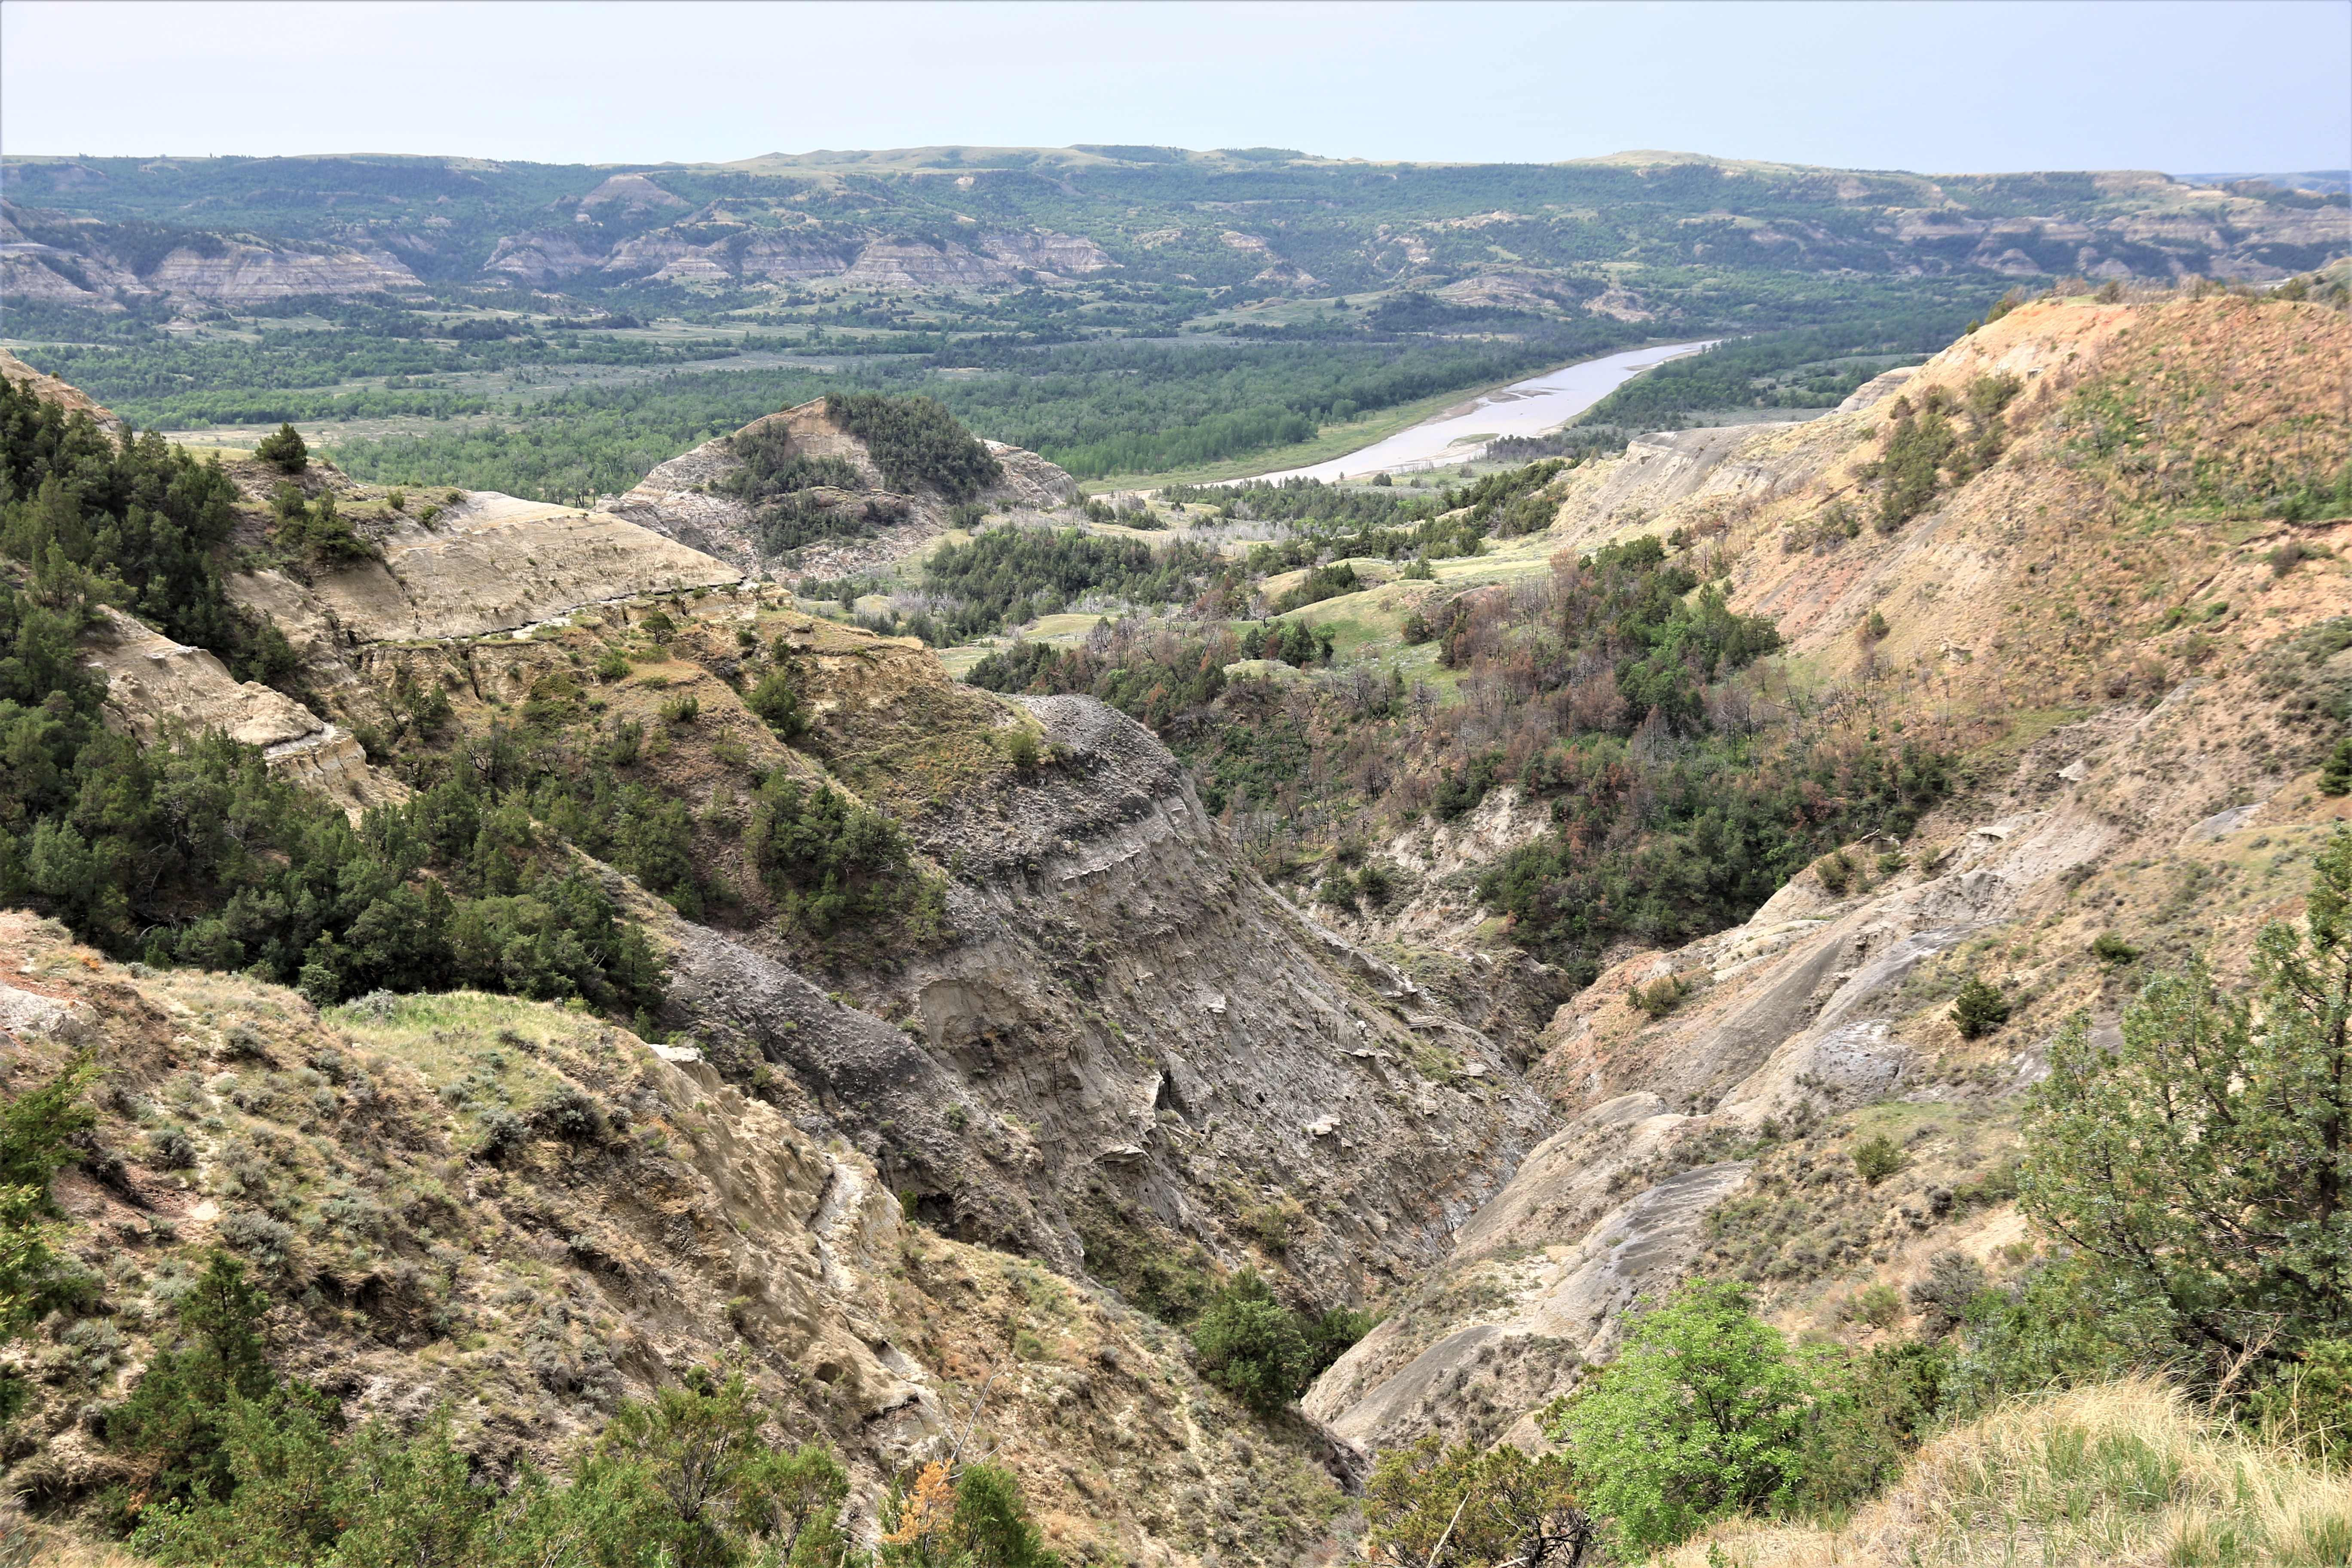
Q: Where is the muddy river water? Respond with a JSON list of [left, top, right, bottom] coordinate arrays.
[[1237, 338, 1719, 484]]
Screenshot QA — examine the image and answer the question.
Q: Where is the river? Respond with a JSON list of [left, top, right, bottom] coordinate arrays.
[[1232, 339, 1719, 485]]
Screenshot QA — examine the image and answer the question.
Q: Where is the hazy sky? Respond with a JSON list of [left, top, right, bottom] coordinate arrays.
[[4, 0, 2347, 174]]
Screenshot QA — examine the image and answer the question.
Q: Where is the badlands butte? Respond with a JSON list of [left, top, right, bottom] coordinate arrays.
[[2, 279, 2351, 1564]]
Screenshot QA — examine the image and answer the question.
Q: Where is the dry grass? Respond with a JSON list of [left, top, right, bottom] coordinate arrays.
[[0, 1502, 144, 1568], [1665, 1377, 2352, 1568]]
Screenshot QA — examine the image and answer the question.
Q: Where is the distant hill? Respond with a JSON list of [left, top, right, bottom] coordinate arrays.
[[2177, 168, 2351, 195], [4, 147, 2346, 312]]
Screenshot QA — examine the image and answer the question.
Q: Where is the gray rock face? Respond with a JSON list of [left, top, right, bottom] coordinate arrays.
[[879, 694, 1557, 1289], [143, 241, 419, 301], [655, 689, 1556, 1298], [0, 202, 416, 305], [479, 222, 1108, 290]]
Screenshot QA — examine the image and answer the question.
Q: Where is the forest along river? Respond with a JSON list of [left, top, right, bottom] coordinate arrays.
[[1237, 339, 1718, 484]]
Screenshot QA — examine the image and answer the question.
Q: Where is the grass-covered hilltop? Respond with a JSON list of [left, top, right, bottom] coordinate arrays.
[[1, 140, 2350, 1568]]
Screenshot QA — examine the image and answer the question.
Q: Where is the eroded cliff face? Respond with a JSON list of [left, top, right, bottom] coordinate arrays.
[[254, 490, 744, 646], [81, 607, 397, 814], [1305, 294, 2352, 1464], [0, 346, 123, 433], [0, 202, 419, 306], [294, 589, 1557, 1304], [779, 672, 1557, 1292], [11, 334, 1554, 1553], [481, 223, 1113, 290]]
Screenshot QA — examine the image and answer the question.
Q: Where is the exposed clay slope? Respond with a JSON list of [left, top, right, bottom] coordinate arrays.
[[0, 913, 1348, 1566], [0, 200, 418, 306], [81, 608, 397, 812], [613, 398, 1080, 579], [228, 490, 743, 649], [0, 346, 123, 434], [1306, 292, 2352, 1463], [484, 218, 1114, 290]]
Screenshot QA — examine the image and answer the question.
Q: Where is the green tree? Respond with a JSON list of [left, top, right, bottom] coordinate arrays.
[[1949, 975, 2011, 1038], [2019, 827, 2352, 1379], [879, 1459, 1058, 1568], [1363, 1434, 1587, 1568], [2321, 735, 2352, 797], [1851, 1133, 1908, 1185], [746, 668, 808, 741], [104, 1250, 320, 1523], [132, 1392, 349, 1567], [578, 1369, 845, 1568], [1190, 1269, 1312, 1412], [1544, 1280, 1816, 1549], [0, 1059, 94, 1420], [254, 422, 309, 474]]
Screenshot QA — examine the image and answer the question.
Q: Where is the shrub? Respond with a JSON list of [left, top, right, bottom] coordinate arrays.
[[747, 775, 925, 938], [275, 489, 375, 567], [1629, 974, 1685, 1019], [1546, 1280, 1815, 1549], [1798, 1338, 1956, 1513], [1, 1061, 95, 1421], [1906, 1250, 1991, 1337], [1852, 1133, 1908, 1185], [1850, 1282, 1905, 1330], [1271, 561, 1361, 614], [596, 647, 631, 682], [746, 669, 808, 741], [880, 1458, 1058, 1568], [2090, 931, 2142, 965], [103, 1250, 302, 1519], [131, 1366, 857, 1568], [1190, 1269, 1311, 1412], [659, 693, 700, 724], [2248, 1338, 2352, 1461], [254, 423, 308, 474], [2322, 735, 2352, 796], [2021, 829, 2352, 1386], [1949, 976, 2011, 1038]]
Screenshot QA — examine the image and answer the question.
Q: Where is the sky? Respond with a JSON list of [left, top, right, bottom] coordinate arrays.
[[3, 0, 2347, 175]]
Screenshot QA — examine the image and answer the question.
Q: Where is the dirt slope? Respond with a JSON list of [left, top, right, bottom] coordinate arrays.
[[0, 913, 1346, 1565], [1305, 291, 2352, 1461]]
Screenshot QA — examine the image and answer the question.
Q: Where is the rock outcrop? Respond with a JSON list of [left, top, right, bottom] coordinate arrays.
[[481, 218, 1113, 290], [140, 239, 419, 302], [235, 490, 744, 648], [0, 345, 124, 433], [0, 201, 419, 306], [81, 607, 398, 812]]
